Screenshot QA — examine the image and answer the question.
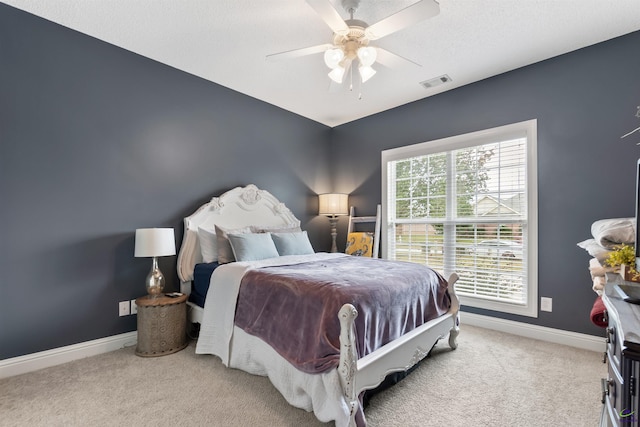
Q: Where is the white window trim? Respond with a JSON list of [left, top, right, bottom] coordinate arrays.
[[381, 119, 538, 317]]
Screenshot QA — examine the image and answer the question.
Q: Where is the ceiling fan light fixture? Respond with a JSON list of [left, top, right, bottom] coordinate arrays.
[[358, 65, 376, 83], [324, 48, 345, 69], [328, 66, 346, 84], [268, 0, 441, 91], [357, 46, 377, 67]]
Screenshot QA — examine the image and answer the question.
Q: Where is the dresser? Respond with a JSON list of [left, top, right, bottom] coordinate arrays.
[[601, 275, 640, 426]]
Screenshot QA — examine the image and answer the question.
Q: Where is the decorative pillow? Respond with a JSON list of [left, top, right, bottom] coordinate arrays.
[[271, 231, 315, 256], [215, 224, 252, 264], [346, 232, 374, 257], [228, 232, 280, 262], [197, 227, 218, 263], [250, 223, 301, 234]]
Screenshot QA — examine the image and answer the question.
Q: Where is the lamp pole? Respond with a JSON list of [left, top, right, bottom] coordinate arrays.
[[329, 216, 339, 253]]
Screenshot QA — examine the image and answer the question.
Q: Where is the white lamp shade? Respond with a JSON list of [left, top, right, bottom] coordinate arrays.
[[328, 66, 345, 84], [359, 65, 377, 83], [357, 46, 377, 67], [324, 48, 345, 69], [134, 228, 176, 257], [318, 193, 349, 216]]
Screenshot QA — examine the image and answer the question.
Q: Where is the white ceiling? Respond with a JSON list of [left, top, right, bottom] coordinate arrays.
[[3, 0, 640, 127]]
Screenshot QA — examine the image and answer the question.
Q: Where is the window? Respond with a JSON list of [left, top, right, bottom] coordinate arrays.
[[382, 120, 538, 317]]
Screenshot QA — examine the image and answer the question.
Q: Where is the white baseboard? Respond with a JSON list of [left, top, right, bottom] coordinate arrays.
[[0, 314, 606, 379], [461, 312, 606, 353], [0, 332, 137, 379]]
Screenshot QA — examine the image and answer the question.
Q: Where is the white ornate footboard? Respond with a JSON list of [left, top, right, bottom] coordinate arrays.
[[338, 273, 460, 426]]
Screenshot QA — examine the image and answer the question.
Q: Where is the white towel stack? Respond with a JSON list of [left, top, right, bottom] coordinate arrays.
[[577, 218, 635, 295]]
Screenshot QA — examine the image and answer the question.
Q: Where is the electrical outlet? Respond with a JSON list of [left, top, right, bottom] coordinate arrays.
[[130, 299, 137, 315], [119, 301, 130, 316], [540, 297, 552, 312]]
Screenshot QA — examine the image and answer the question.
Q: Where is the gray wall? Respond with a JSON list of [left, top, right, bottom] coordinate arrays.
[[0, 5, 332, 359], [2, 1, 639, 360], [331, 30, 640, 336]]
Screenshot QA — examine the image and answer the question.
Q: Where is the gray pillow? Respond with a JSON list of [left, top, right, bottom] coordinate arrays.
[[271, 231, 315, 256], [228, 232, 280, 262], [215, 224, 252, 264], [197, 227, 218, 263]]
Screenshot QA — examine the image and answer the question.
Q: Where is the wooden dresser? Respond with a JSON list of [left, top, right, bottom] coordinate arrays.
[[601, 275, 640, 426]]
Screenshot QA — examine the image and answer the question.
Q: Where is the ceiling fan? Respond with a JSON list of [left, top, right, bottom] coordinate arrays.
[[267, 0, 440, 85]]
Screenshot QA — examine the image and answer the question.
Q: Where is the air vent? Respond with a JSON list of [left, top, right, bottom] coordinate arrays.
[[420, 74, 452, 89]]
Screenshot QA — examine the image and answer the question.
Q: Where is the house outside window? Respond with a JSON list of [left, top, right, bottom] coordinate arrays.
[[382, 120, 538, 317]]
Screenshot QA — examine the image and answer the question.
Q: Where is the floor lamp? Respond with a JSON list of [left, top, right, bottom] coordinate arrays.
[[318, 193, 349, 253]]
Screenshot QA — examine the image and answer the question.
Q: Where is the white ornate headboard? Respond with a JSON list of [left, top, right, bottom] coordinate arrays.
[[177, 184, 300, 284]]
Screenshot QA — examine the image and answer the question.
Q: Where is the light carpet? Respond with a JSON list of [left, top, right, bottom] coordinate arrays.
[[0, 325, 606, 427]]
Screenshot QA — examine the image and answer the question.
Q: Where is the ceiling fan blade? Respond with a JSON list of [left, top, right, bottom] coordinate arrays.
[[364, 0, 440, 41], [266, 43, 333, 61], [306, 0, 350, 35], [375, 47, 421, 69]]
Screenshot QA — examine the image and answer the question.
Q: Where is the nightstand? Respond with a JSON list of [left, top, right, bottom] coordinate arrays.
[[135, 293, 188, 357]]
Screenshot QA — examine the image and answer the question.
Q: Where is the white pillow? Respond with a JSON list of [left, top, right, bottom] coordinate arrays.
[[228, 232, 280, 262], [215, 225, 252, 264], [271, 231, 315, 256], [591, 218, 635, 249], [197, 227, 218, 263], [577, 239, 612, 263]]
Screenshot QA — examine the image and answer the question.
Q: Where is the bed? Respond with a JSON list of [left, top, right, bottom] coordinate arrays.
[[176, 184, 460, 427]]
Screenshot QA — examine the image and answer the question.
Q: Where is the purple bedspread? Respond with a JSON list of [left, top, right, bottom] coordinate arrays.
[[234, 256, 451, 374]]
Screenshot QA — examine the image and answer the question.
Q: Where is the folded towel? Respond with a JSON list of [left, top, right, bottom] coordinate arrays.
[[591, 217, 635, 249], [590, 295, 607, 328], [589, 257, 614, 278], [592, 276, 606, 294]]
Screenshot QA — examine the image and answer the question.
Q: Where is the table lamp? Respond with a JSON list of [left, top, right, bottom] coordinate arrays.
[[318, 193, 349, 252], [135, 228, 176, 296]]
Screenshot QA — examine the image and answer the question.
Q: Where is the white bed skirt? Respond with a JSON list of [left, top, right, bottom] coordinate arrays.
[[228, 326, 351, 427]]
